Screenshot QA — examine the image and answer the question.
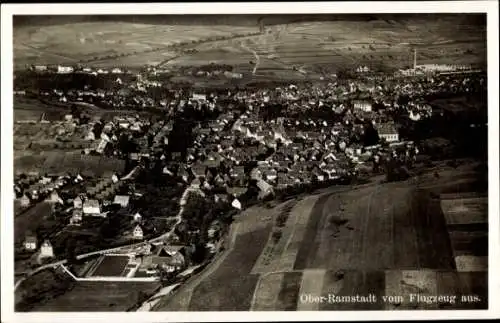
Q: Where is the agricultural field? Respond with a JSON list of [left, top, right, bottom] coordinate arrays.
[[14, 98, 71, 122], [29, 280, 160, 311], [163, 18, 486, 78], [14, 16, 486, 78], [90, 255, 130, 277], [14, 22, 258, 68], [14, 151, 126, 177], [155, 160, 487, 311]]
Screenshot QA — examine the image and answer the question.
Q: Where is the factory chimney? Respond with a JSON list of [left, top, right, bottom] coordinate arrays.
[[413, 48, 417, 69]]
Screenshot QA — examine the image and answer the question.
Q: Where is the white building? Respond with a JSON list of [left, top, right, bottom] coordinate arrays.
[[133, 225, 144, 239], [40, 240, 54, 258], [113, 195, 130, 208], [24, 235, 37, 251], [19, 194, 31, 208], [353, 100, 372, 112], [57, 66, 74, 74], [192, 93, 207, 102], [83, 199, 101, 215], [73, 196, 83, 209], [46, 191, 63, 204], [70, 209, 83, 226], [133, 212, 142, 222], [231, 198, 242, 210], [377, 124, 399, 142]]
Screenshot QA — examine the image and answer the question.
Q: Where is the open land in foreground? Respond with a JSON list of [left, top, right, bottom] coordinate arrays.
[[153, 159, 487, 311]]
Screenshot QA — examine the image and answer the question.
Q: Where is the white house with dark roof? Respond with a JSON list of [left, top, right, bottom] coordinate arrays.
[[83, 199, 101, 215], [353, 100, 372, 112], [24, 234, 37, 251], [133, 225, 144, 239], [377, 123, 399, 142], [113, 195, 130, 208], [40, 240, 54, 258]]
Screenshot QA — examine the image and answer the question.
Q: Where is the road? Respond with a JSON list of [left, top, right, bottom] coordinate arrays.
[[240, 41, 260, 75]]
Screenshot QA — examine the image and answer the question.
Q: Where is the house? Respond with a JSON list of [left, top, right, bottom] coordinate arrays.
[[113, 195, 130, 208], [256, 179, 274, 199], [133, 212, 142, 222], [353, 100, 372, 112], [133, 225, 144, 239], [231, 198, 242, 210], [263, 168, 278, 182], [40, 240, 54, 258], [19, 194, 31, 208], [377, 124, 399, 142], [192, 93, 207, 102], [191, 178, 201, 189], [214, 194, 229, 204], [57, 65, 74, 74], [46, 191, 63, 204], [83, 199, 101, 215], [149, 245, 186, 273], [24, 234, 37, 251], [73, 196, 83, 209], [70, 209, 83, 225], [190, 163, 206, 178], [178, 168, 190, 183], [227, 187, 248, 197], [111, 174, 119, 183]]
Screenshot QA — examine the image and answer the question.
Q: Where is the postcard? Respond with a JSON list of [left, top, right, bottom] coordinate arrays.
[[1, 1, 499, 322]]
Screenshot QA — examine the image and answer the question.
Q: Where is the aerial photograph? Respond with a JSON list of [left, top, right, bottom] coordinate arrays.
[[11, 13, 488, 312]]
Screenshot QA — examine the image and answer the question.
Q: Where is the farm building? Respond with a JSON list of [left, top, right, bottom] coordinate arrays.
[[352, 100, 372, 112], [83, 199, 101, 215], [377, 123, 399, 142]]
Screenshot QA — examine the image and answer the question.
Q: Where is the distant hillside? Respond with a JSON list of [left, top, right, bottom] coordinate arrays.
[[13, 13, 486, 28]]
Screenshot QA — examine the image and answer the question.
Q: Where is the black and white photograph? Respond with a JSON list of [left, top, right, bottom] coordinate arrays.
[[1, 1, 499, 322]]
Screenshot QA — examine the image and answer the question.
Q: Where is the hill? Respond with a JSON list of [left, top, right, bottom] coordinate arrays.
[[14, 14, 486, 77]]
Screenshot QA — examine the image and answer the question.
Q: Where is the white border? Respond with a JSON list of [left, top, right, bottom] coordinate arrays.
[[1, 1, 499, 322]]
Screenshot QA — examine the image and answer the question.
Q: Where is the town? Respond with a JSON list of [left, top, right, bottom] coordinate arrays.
[[11, 13, 489, 313]]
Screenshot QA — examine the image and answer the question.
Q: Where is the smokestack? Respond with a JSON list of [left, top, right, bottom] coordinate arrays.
[[413, 48, 417, 69]]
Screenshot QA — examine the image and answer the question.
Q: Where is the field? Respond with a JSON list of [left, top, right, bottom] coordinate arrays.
[[14, 151, 126, 177], [154, 159, 487, 311], [29, 281, 160, 311], [13, 23, 258, 68], [14, 16, 486, 80], [90, 255, 130, 277]]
